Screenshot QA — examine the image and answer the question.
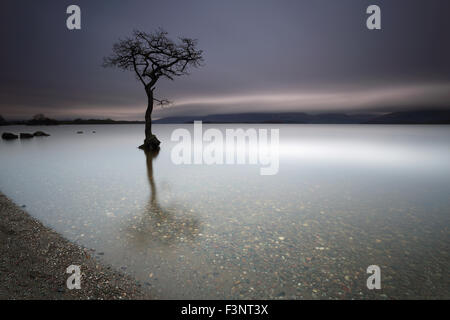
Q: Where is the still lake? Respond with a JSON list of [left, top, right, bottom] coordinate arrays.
[[0, 124, 449, 299]]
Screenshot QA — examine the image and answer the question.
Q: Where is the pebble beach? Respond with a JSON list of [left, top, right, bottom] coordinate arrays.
[[0, 192, 150, 299]]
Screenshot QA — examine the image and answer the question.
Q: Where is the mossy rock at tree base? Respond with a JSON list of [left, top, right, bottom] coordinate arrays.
[[138, 135, 161, 151]]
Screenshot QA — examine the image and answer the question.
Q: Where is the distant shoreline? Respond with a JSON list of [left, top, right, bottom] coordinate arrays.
[[0, 192, 150, 299], [2, 122, 449, 125], [0, 120, 145, 126], [1, 109, 450, 125]]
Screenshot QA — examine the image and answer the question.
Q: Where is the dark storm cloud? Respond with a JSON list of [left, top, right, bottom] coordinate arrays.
[[1, 0, 449, 120]]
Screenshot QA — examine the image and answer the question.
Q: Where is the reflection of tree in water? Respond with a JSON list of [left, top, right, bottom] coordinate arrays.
[[126, 149, 201, 247]]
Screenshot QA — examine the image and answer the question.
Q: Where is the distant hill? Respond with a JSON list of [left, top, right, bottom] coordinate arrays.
[[364, 110, 450, 124], [154, 110, 450, 124], [153, 112, 376, 124], [1, 109, 449, 126]]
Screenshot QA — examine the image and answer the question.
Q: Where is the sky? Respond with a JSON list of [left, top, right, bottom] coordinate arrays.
[[1, 0, 449, 120]]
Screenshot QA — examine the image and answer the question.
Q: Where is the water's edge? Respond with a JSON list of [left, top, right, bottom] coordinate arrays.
[[0, 191, 150, 299]]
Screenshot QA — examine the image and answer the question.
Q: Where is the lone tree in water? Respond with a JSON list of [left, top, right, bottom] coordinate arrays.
[[103, 29, 203, 150]]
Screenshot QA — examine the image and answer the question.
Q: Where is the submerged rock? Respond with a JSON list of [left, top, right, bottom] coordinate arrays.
[[138, 134, 161, 151], [20, 133, 34, 139], [33, 131, 50, 137], [1, 132, 18, 140]]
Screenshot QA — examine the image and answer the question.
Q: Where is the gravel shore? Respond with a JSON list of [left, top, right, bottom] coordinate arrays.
[[0, 192, 150, 299]]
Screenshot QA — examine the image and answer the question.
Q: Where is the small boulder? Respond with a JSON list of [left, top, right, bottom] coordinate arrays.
[[1, 132, 18, 140], [77, 131, 83, 134], [20, 133, 34, 139], [138, 134, 161, 151], [33, 131, 50, 137]]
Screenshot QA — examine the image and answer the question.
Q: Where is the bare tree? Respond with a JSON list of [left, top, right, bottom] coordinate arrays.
[[103, 29, 203, 150], [32, 114, 46, 121]]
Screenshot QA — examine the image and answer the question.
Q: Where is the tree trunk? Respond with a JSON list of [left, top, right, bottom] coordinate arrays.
[[139, 87, 161, 151]]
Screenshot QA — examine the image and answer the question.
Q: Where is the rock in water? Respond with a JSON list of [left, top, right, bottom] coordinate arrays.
[[33, 131, 50, 137], [138, 134, 161, 151], [1, 132, 18, 140], [19, 133, 34, 139]]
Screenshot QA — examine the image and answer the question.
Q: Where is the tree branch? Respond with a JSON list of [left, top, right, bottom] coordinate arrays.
[[103, 28, 204, 91], [153, 97, 172, 107]]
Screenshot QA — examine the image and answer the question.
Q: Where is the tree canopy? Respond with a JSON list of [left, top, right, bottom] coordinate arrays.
[[103, 29, 203, 90]]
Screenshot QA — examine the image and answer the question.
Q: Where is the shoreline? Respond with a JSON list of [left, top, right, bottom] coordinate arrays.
[[0, 192, 150, 299]]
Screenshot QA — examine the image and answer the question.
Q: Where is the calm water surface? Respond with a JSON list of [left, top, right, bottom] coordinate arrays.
[[0, 124, 449, 299]]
